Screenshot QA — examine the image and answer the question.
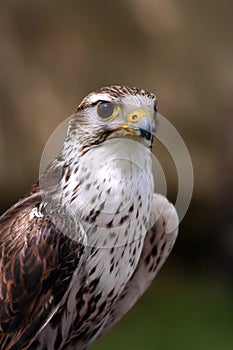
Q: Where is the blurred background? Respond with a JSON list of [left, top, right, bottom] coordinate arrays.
[[0, 1, 232, 349]]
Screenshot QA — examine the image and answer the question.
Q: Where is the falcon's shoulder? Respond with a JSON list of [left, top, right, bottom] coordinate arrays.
[[0, 178, 84, 349], [98, 193, 179, 338]]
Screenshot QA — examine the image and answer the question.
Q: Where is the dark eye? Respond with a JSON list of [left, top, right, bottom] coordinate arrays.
[[97, 101, 115, 119]]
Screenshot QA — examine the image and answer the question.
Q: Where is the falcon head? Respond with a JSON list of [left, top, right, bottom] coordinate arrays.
[[65, 86, 157, 154]]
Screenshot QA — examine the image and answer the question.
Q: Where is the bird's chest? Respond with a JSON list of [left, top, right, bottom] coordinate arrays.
[[65, 140, 154, 307], [39, 140, 154, 349], [65, 140, 154, 249]]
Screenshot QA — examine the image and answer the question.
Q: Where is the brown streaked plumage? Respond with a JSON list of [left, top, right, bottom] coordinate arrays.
[[0, 183, 85, 350], [0, 86, 178, 350]]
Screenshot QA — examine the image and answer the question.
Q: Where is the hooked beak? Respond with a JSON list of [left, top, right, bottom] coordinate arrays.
[[118, 114, 153, 141]]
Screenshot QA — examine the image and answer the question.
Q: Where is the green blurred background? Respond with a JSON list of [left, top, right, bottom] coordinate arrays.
[[0, 1, 232, 349]]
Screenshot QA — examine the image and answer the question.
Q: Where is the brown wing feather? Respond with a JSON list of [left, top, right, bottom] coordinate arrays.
[[0, 182, 84, 349], [98, 193, 179, 338]]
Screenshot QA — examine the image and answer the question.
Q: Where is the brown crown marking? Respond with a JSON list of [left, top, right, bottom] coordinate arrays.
[[77, 85, 156, 111]]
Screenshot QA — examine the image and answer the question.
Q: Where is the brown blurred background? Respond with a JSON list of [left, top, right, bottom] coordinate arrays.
[[0, 1, 232, 349]]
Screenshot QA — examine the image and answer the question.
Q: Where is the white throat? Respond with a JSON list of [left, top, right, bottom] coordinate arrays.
[[61, 138, 154, 248]]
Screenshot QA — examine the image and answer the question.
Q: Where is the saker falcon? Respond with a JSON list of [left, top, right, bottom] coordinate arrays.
[[0, 86, 179, 349]]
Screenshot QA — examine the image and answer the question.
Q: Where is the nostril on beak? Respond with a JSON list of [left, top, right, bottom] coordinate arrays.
[[131, 115, 138, 121]]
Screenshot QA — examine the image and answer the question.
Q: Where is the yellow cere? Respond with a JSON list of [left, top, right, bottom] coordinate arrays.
[[128, 109, 152, 124]]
